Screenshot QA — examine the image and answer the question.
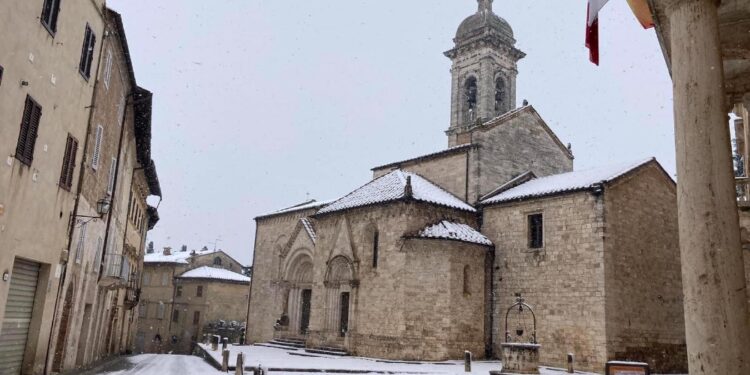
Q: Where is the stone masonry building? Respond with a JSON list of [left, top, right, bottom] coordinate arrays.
[[246, 1, 687, 373], [137, 247, 248, 354]]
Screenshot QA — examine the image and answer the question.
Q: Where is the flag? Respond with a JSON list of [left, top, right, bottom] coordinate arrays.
[[586, 0, 610, 65]]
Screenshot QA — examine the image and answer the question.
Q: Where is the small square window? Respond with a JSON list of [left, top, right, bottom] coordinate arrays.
[[176, 285, 182, 297], [196, 285, 203, 297], [528, 213, 543, 249]]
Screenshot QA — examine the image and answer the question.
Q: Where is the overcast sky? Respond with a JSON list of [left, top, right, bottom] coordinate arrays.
[[108, 0, 675, 265]]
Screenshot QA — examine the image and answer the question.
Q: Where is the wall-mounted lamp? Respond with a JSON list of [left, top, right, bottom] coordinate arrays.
[[76, 198, 111, 219]]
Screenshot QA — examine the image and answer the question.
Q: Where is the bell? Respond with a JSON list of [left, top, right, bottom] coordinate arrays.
[[516, 329, 524, 337]]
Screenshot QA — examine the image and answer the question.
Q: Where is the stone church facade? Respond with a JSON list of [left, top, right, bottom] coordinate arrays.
[[246, 1, 687, 372]]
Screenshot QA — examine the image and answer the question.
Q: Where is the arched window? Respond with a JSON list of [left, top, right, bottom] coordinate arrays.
[[494, 77, 505, 114], [464, 77, 478, 122], [463, 265, 471, 295], [213, 257, 222, 266]]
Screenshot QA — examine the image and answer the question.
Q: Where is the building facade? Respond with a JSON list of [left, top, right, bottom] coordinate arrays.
[[137, 248, 247, 354], [0, 1, 105, 374], [246, 1, 687, 372], [0, 3, 161, 375]]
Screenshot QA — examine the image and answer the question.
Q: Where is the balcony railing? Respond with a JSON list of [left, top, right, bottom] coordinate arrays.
[[737, 177, 750, 208], [100, 253, 131, 288]]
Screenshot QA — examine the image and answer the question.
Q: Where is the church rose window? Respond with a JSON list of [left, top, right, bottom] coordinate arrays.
[[528, 213, 544, 249]]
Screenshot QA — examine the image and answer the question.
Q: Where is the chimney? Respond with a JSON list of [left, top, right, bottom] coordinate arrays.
[[404, 175, 413, 199], [163, 247, 172, 256]]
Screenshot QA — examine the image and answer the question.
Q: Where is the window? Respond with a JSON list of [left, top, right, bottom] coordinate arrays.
[[117, 93, 126, 125], [75, 222, 87, 264], [463, 265, 471, 295], [41, 0, 61, 34], [91, 125, 103, 169], [107, 157, 117, 194], [15, 95, 43, 166], [161, 272, 169, 286], [175, 285, 182, 297], [495, 77, 506, 114], [196, 285, 203, 297], [0, 65, 4, 87], [372, 231, 379, 268], [58, 134, 78, 190], [79, 24, 96, 79], [157, 302, 165, 319], [172, 309, 179, 323], [464, 76, 477, 122], [528, 213, 544, 249], [213, 257, 222, 266], [103, 49, 113, 89], [139, 303, 147, 318], [93, 237, 102, 273], [143, 271, 150, 286], [193, 311, 200, 325]]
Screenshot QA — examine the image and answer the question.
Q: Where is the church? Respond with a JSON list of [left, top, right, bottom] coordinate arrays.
[[246, 1, 687, 373]]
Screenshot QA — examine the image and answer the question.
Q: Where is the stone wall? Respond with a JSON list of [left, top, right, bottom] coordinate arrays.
[[246, 206, 321, 344], [372, 150, 471, 202], [602, 163, 687, 373], [471, 107, 573, 199], [305, 201, 482, 360], [483, 191, 608, 371]]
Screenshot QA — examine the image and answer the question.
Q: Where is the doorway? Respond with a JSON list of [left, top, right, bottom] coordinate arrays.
[[300, 289, 312, 334], [339, 292, 350, 337]]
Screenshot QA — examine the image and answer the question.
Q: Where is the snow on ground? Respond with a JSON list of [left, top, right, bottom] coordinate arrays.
[[199, 343, 599, 375], [85, 354, 219, 375]]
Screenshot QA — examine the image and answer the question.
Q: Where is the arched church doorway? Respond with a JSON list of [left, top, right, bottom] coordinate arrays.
[[324, 256, 356, 342], [282, 250, 314, 337]]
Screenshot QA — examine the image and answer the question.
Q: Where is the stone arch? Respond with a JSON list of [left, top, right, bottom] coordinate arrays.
[[463, 75, 479, 123], [280, 248, 314, 336], [494, 74, 508, 115], [323, 256, 356, 342]]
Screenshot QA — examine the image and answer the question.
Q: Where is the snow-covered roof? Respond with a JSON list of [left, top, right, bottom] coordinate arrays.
[[415, 220, 493, 246], [317, 170, 475, 215], [300, 218, 317, 244], [481, 158, 656, 205], [256, 199, 334, 219], [177, 266, 251, 283], [144, 248, 212, 264]]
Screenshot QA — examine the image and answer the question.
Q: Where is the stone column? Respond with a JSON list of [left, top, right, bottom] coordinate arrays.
[[667, 1, 750, 374]]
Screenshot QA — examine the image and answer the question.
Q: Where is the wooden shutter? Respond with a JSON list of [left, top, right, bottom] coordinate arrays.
[[79, 25, 95, 78], [50, 0, 61, 33], [0, 65, 4, 87], [92, 125, 103, 169], [41, 0, 54, 29], [75, 223, 87, 263], [15, 96, 41, 166], [59, 135, 77, 190]]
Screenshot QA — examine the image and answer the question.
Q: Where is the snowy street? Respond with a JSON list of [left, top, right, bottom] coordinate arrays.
[[80, 354, 219, 375]]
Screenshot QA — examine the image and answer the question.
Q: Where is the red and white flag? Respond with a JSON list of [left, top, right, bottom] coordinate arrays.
[[586, 0, 610, 65]]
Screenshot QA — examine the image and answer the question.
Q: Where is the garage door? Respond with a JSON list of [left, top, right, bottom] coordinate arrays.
[[0, 258, 41, 375]]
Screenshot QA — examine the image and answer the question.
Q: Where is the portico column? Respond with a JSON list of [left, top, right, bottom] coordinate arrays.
[[667, 1, 750, 374]]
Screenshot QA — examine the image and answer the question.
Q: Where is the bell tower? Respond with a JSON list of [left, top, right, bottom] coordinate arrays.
[[445, 0, 525, 146]]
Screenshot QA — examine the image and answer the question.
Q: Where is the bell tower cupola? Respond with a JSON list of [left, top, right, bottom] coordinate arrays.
[[445, 0, 525, 145]]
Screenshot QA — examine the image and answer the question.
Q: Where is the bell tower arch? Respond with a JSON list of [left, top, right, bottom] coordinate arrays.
[[445, 0, 526, 146]]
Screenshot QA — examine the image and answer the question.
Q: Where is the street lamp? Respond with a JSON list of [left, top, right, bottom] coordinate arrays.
[[76, 197, 111, 219]]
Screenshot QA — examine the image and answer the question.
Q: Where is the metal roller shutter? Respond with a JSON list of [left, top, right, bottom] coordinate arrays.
[[0, 258, 41, 375]]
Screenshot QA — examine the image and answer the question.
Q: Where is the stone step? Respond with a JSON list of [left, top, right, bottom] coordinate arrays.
[[273, 338, 306, 346], [269, 339, 305, 348], [254, 343, 299, 351], [304, 347, 349, 356]]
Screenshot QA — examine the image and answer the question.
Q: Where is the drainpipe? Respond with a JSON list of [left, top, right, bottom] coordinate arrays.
[[44, 6, 108, 374]]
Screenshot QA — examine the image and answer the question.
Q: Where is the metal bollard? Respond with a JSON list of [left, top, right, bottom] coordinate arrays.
[[222, 349, 230, 372], [235, 353, 244, 375], [211, 336, 219, 351], [567, 353, 574, 373], [464, 350, 472, 372], [222, 337, 229, 351]]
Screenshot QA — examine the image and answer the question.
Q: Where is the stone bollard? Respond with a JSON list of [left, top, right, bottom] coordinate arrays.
[[222, 349, 230, 372], [211, 335, 219, 351], [567, 353, 574, 373], [222, 337, 229, 351], [464, 351, 472, 372], [203, 334, 208, 345], [235, 353, 244, 375]]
